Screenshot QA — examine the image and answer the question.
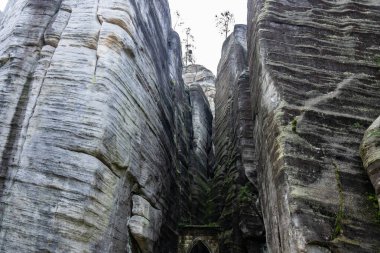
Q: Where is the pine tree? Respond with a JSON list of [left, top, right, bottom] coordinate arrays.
[[215, 11, 235, 39], [182, 27, 196, 66]]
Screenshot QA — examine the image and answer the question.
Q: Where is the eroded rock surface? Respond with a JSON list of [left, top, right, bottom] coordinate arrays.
[[248, 0, 380, 252], [0, 1, 191, 252], [360, 116, 380, 210], [212, 25, 265, 252], [187, 84, 214, 224], [181, 64, 215, 225], [183, 64, 216, 117]]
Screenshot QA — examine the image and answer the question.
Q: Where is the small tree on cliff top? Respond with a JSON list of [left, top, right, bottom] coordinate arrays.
[[173, 10, 184, 31], [215, 11, 235, 39], [182, 27, 196, 66]]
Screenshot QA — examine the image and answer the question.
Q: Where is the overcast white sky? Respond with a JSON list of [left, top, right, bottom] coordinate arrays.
[[0, 1, 7, 12], [169, 0, 247, 74], [0, 0, 247, 74]]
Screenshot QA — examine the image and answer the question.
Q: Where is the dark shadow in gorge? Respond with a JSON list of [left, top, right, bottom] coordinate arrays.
[[190, 241, 211, 253]]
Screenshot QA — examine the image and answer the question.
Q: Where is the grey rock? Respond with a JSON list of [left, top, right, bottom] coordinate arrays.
[[0, 0, 191, 252], [129, 195, 162, 253], [187, 84, 214, 224], [180, 65, 214, 225], [183, 64, 216, 117], [212, 25, 264, 252], [248, 0, 380, 252], [360, 116, 380, 209], [306, 245, 332, 253]]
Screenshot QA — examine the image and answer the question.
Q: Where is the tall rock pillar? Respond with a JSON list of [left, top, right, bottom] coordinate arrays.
[[213, 25, 265, 253], [0, 1, 192, 252], [248, 0, 380, 252]]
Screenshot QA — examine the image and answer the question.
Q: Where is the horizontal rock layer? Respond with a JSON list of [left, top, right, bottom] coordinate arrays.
[[248, 0, 380, 252], [212, 24, 265, 253], [0, 0, 191, 252]]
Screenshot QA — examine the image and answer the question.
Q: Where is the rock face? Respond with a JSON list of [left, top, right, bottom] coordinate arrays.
[[212, 25, 265, 252], [183, 64, 216, 117], [248, 0, 380, 252], [361, 116, 380, 210], [188, 84, 214, 224], [181, 67, 214, 225], [0, 1, 192, 252]]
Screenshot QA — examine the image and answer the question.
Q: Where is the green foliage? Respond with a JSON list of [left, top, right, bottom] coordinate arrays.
[[238, 185, 251, 204], [367, 193, 380, 222], [368, 129, 380, 139], [291, 119, 298, 133], [375, 56, 380, 67], [352, 122, 363, 129], [333, 163, 344, 238]]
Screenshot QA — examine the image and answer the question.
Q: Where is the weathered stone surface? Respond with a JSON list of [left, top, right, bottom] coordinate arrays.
[[186, 84, 214, 224], [180, 64, 215, 225], [178, 226, 220, 253], [360, 116, 380, 210], [248, 0, 380, 252], [0, 1, 191, 252], [212, 24, 265, 253], [183, 64, 216, 117], [129, 195, 163, 253]]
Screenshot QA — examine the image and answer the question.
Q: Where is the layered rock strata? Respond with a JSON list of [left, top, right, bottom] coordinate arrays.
[[183, 64, 216, 118], [360, 116, 380, 210], [248, 0, 380, 252], [182, 66, 214, 224], [0, 1, 192, 252], [212, 25, 265, 253], [187, 84, 214, 224]]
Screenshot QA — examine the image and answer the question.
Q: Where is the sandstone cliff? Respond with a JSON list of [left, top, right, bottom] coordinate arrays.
[[361, 116, 380, 211], [187, 84, 214, 224], [183, 64, 216, 118], [248, 0, 380, 252], [182, 65, 214, 225], [0, 1, 191, 252], [212, 25, 265, 252]]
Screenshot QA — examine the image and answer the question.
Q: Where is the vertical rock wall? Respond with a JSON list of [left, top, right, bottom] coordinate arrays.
[[182, 65, 214, 224], [183, 65, 216, 118], [213, 25, 265, 253], [0, 1, 191, 252], [248, 0, 380, 252]]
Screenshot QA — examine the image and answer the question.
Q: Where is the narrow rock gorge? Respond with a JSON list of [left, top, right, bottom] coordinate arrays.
[[182, 65, 215, 225], [1, 0, 380, 253], [212, 25, 265, 252]]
